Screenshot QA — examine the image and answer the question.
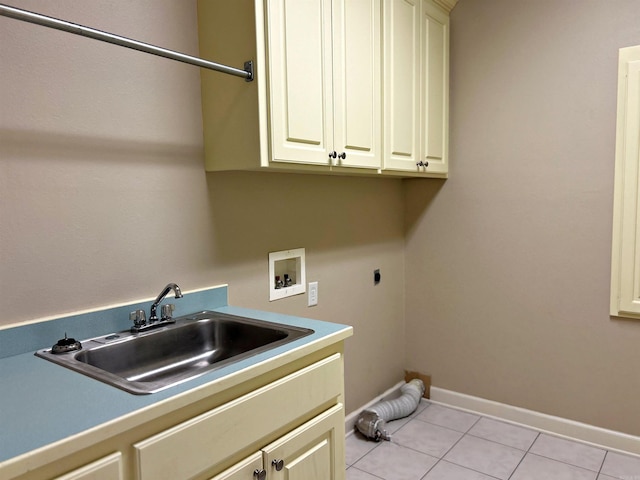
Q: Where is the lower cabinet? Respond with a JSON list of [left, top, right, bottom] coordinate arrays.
[[53, 453, 123, 480], [5, 347, 347, 480], [212, 405, 344, 480], [127, 352, 345, 480]]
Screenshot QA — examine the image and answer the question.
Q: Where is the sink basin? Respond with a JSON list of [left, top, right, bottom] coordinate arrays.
[[35, 311, 314, 394]]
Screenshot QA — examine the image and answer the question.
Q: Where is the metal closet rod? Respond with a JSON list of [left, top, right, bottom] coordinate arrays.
[[0, 3, 254, 81]]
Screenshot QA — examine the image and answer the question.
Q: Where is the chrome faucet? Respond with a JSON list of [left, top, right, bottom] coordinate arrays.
[[149, 283, 183, 322], [130, 283, 183, 332]]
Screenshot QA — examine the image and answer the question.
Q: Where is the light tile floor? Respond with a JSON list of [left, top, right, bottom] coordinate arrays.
[[346, 400, 640, 480]]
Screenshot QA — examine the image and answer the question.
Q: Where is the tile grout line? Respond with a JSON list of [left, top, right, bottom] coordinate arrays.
[[464, 429, 536, 452], [597, 450, 609, 478], [419, 409, 486, 479], [524, 432, 610, 476], [522, 451, 609, 476], [420, 458, 504, 480], [506, 431, 540, 479], [413, 408, 543, 455], [346, 465, 386, 480], [347, 433, 385, 469], [347, 402, 639, 480], [421, 404, 613, 477]]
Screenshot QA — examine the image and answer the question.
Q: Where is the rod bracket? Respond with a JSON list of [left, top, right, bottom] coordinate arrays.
[[244, 60, 254, 82]]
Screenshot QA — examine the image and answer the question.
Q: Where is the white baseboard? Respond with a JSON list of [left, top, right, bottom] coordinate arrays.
[[430, 387, 640, 456], [345, 384, 640, 456]]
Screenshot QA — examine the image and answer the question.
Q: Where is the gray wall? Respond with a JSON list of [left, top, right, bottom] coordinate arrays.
[[0, 0, 406, 416], [405, 0, 640, 435]]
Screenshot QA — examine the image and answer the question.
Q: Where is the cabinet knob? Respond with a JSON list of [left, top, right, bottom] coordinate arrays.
[[329, 151, 337, 159], [416, 161, 429, 167], [272, 459, 284, 471], [253, 469, 267, 480], [338, 152, 346, 160]]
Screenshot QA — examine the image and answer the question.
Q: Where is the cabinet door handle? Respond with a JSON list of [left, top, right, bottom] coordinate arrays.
[[272, 459, 284, 471], [253, 469, 267, 480], [416, 161, 429, 167], [338, 152, 346, 160], [329, 151, 337, 159]]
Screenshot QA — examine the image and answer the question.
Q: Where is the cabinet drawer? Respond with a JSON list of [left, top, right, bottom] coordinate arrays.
[[134, 353, 343, 480], [54, 453, 123, 480]]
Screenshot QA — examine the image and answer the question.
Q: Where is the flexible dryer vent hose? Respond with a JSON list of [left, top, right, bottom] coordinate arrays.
[[355, 379, 425, 441]]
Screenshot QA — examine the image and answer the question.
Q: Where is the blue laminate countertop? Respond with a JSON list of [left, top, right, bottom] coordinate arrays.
[[0, 287, 352, 469]]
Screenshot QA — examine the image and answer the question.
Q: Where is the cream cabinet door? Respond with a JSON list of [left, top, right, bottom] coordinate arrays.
[[383, 0, 450, 176], [421, 0, 449, 174], [383, 0, 421, 171], [331, 0, 381, 169], [267, 0, 334, 166], [611, 45, 640, 318], [54, 453, 123, 480], [263, 404, 345, 480], [208, 452, 263, 480], [267, 0, 380, 170]]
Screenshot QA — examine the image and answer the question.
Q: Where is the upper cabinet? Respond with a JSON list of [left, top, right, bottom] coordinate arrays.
[[611, 45, 640, 319], [382, 0, 421, 173], [333, 0, 383, 170], [267, 0, 381, 170], [421, 0, 449, 174], [382, 0, 449, 176], [198, 0, 454, 178]]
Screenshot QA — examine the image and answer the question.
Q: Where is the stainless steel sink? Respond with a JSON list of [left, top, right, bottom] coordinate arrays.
[[35, 311, 314, 394]]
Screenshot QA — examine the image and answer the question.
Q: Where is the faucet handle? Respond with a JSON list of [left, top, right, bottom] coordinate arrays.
[[130, 309, 147, 328], [160, 303, 175, 321]]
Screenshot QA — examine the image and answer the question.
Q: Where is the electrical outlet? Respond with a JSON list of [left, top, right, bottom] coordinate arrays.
[[308, 281, 318, 306]]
